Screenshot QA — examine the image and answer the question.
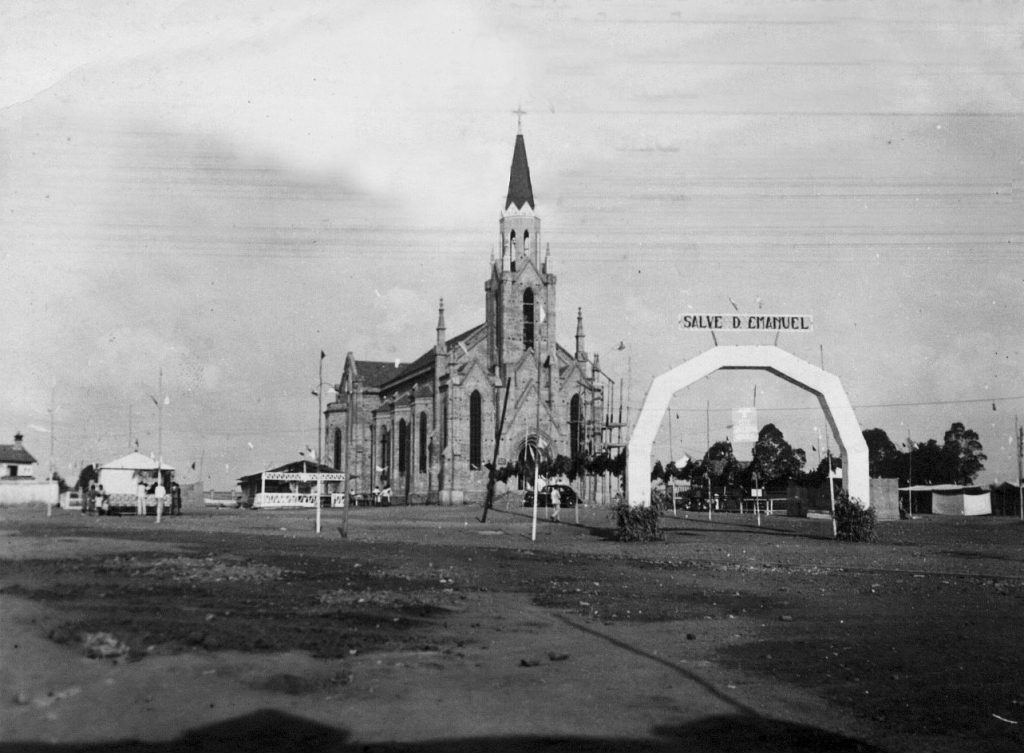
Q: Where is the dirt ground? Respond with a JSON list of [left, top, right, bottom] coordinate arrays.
[[1, 498, 1022, 752]]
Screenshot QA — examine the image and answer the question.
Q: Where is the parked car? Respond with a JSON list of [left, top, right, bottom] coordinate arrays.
[[522, 484, 580, 508]]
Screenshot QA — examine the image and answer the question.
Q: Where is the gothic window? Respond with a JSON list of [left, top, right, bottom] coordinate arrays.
[[442, 398, 449, 450], [418, 412, 428, 473], [570, 394, 582, 460], [469, 390, 482, 470], [380, 428, 390, 484], [334, 428, 342, 470], [510, 229, 517, 254], [523, 229, 530, 254], [523, 288, 535, 350], [398, 420, 409, 475]]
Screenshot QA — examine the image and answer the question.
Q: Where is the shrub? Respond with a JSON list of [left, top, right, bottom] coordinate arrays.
[[649, 488, 669, 514], [612, 503, 663, 542], [833, 491, 877, 542]]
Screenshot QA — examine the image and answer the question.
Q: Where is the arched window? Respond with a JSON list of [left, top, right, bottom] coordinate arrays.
[[379, 428, 390, 485], [418, 412, 428, 473], [523, 229, 530, 254], [442, 399, 449, 450], [469, 391, 482, 470], [570, 394, 582, 460], [509, 229, 517, 254], [398, 419, 408, 475], [334, 428, 342, 470], [523, 288, 535, 350]]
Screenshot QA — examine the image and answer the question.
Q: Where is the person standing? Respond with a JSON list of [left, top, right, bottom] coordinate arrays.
[[549, 485, 561, 522]]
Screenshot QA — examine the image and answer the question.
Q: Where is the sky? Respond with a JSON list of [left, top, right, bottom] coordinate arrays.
[[2, 0, 1022, 491]]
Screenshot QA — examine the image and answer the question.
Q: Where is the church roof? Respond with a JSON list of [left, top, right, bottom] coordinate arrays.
[[379, 324, 485, 392], [353, 360, 407, 389], [505, 133, 535, 211]]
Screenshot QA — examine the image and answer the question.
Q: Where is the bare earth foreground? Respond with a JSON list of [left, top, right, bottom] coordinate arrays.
[[1, 499, 1022, 753]]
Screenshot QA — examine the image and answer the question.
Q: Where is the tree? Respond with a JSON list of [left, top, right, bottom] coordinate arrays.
[[703, 441, 738, 486], [863, 428, 902, 479], [910, 439, 947, 485], [74, 464, 98, 491], [942, 422, 986, 485], [750, 423, 805, 485], [650, 460, 666, 482]]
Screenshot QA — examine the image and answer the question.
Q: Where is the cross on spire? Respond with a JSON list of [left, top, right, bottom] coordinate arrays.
[[512, 105, 527, 134]]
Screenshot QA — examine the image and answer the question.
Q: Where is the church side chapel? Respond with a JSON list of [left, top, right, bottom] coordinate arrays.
[[324, 127, 610, 504]]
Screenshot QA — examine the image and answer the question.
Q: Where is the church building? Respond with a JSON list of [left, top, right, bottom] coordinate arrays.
[[324, 128, 608, 504]]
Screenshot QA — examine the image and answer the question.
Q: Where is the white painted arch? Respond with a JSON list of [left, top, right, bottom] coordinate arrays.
[[625, 346, 870, 508]]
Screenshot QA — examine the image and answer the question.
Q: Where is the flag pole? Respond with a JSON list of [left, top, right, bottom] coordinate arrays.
[[316, 350, 324, 534]]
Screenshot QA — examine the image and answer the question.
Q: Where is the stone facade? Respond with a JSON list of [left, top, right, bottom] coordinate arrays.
[[324, 130, 607, 504]]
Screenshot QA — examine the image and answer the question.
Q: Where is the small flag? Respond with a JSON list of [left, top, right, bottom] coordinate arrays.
[[321, 350, 326, 359], [616, 341, 626, 350], [992, 402, 996, 411]]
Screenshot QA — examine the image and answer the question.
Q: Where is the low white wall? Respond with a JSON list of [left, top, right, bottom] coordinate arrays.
[[0, 480, 59, 505]]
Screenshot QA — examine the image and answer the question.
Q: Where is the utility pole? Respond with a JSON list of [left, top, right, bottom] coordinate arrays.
[[1016, 416, 1023, 521], [907, 434, 914, 518], [316, 350, 324, 534], [48, 384, 56, 480], [341, 376, 352, 538], [155, 368, 164, 523]]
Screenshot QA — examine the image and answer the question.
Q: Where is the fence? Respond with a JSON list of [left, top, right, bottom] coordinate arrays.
[[254, 493, 344, 509]]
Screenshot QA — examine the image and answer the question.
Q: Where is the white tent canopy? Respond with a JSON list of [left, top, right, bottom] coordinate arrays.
[[98, 452, 174, 496], [99, 452, 175, 472]]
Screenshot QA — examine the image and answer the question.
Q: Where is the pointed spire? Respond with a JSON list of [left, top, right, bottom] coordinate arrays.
[[575, 308, 586, 361], [505, 132, 535, 211], [436, 299, 447, 357]]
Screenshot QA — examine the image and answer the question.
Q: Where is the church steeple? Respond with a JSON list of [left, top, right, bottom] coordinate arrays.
[[489, 124, 554, 376], [504, 132, 535, 212]]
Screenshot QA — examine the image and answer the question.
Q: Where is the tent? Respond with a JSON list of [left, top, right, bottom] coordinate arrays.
[[900, 484, 990, 516], [932, 488, 991, 516], [98, 452, 175, 496]]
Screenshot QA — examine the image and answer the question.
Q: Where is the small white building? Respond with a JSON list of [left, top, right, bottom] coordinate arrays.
[[0, 432, 37, 479], [0, 432, 57, 505]]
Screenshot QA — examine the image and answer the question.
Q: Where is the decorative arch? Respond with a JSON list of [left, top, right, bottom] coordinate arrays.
[[514, 434, 551, 490], [625, 346, 870, 508]]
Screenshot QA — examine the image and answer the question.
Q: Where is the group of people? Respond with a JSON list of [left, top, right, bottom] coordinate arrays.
[[78, 478, 182, 515], [83, 482, 109, 514]]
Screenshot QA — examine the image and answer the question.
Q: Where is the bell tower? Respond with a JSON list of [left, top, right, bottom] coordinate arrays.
[[486, 118, 557, 381]]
